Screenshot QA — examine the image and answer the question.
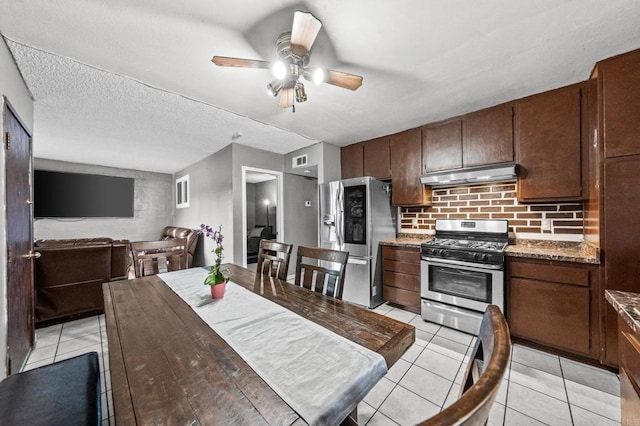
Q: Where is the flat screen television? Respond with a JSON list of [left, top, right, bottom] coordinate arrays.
[[34, 170, 135, 218]]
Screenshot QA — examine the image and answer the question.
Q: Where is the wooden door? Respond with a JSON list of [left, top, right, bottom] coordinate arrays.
[[515, 84, 582, 202], [340, 143, 363, 179], [463, 104, 514, 167], [363, 137, 390, 179], [390, 129, 430, 206], [3, 97, 34, 374], [422, 119, 462, 173], [600, 49, 640, 159]]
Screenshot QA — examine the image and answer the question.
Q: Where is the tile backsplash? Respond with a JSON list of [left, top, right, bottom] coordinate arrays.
[[399, 183, 584, 237]]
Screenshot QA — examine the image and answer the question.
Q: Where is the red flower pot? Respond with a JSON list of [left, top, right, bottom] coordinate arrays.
[[210, 282, 227, 299]]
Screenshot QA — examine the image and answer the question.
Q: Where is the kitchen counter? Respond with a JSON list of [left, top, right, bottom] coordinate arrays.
[[505, 239, 600, 264], [380, 235, 600, 264], [605, 290, 640, 336], [379, 234, 432, 248]]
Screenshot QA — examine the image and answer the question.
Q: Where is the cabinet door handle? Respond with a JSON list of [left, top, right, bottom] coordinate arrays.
[[23, 251, 41, 259]]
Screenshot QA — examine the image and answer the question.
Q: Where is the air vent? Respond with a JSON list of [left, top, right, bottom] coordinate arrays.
[[292, 154, 308, 168]]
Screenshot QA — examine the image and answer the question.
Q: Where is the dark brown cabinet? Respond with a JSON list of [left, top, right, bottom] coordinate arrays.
[[463, 104, 514, 167], [390, 129, 431, 206], [599, 50, 640, 158], [617, 317, 640, 423], [515, 84, 583, 202], [508, 258, 599, 359], [422, 120, 462, 173], [363, 137, 391, 179], [340, 143, 363, 179], [602, 156, 640, 365], [382, 245, 421, 313]]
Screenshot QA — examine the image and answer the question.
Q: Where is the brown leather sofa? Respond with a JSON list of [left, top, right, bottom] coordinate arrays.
[[34, 238, 129, 324], [160, 226, 199, 267]]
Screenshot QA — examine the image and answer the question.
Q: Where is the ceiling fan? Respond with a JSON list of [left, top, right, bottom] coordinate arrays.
[[211, 11, 363, 110]]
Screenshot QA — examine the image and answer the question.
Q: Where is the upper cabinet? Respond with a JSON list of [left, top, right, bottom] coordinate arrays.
[[463, 105, 514, 167], [599, 51, 640, 159], [390, 129, 431, 206], [515, 84, 583, 202], [363, 137, 391, 180], [422, 120, 462, 173], [341, 138, 390, 180], [340, 142, 363, 179]]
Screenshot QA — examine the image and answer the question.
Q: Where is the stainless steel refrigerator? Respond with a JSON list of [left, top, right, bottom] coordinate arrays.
[[319, 177, 396, 308]]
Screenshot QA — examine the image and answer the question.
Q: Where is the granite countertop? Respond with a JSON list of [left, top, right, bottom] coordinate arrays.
[[380, 235, 600, 264], [605, 290, 640, 335], [505, 239, 600, 264], [379, 234, 432, 248]]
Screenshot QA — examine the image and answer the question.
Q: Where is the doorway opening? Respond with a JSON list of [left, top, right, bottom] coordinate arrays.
[[241, 167, 283, 268]]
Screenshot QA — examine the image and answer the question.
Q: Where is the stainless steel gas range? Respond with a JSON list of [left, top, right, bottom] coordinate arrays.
[[420, 219, 508, 335]]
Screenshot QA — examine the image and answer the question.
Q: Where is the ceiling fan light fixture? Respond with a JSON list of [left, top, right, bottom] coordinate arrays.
[[295, 81, 307, 103], [266, 80, 284, 97], [272, 61, 287, 80]]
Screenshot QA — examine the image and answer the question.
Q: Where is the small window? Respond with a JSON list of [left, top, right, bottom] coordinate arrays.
[[176, 175, 189, 208]]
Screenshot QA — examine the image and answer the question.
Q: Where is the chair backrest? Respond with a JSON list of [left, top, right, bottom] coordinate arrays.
[[131, 239, 188, 277], [294, 246, 349, 299], [418, 305, 511, 426], [256, 239, 293, 280]]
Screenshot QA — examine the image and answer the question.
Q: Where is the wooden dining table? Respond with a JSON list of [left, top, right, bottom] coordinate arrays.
[[103, 264, 415, 425]]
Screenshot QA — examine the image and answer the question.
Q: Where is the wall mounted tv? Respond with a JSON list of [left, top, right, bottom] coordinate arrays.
[[34, 170, 135, 218]]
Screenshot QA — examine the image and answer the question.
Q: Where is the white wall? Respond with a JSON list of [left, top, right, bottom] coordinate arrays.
[[0, 37, 34, 379], [33, 159, 173, 241]]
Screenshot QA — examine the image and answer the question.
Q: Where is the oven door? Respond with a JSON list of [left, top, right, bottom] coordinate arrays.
[[420, 258, 504, 312]]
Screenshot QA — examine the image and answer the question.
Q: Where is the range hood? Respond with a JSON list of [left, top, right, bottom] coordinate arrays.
[[420, 163, 517, 187]]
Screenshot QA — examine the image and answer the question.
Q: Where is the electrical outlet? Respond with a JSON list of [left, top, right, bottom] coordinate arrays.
[[541, 219, 551, 231], [304, 201, 311, 207], [412, 218, 419, 229]]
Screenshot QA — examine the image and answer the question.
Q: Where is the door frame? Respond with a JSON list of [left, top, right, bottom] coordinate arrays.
[[241, 166, 283, 267]]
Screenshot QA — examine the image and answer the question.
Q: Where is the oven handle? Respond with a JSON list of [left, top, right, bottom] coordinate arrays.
[[422, 256, 503, 270]]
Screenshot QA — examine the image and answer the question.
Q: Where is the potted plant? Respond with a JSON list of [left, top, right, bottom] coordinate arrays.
[[199, 224, 229, 298]]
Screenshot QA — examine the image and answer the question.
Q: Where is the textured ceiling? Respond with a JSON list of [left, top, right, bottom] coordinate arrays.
[[2, 0, 640, 174]]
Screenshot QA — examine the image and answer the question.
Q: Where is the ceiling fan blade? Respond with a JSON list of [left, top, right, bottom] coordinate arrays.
[[278, 84, 295, 109], [211, 56, 271, 69], [290, 11, 322, 57], [325, 69, 363, 91]]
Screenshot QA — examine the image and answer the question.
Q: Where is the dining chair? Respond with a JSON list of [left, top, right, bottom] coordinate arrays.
[[256, 239, 293, 280], [294, 246, 349, 299], [417, 305, 511, 426], [131, 238, 188, 277]]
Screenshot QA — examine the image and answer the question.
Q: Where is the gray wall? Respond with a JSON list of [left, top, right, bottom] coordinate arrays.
[[283, 173, 318, 276], [246, 183, 256, 230], [0, 37, 34, 379], [33, 159, 173, 241], [174, 144, 234, 266], [231, 144, 284, 265], [284, 142, 341, 184], [254, 179, 277, 235]]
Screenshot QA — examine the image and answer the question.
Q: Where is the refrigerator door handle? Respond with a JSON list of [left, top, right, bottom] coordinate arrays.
[[336, 183, 344, 248], [347, 257, 369, 265]]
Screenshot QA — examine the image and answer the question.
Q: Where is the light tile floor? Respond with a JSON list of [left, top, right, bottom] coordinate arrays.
[[24, 304, 621, 426]]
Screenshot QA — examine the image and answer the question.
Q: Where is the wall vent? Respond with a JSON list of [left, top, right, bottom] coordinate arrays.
[[292, 154, 308, 168]]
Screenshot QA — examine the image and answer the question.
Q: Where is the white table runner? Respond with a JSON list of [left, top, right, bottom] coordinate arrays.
[[159, 268, 387, 426]]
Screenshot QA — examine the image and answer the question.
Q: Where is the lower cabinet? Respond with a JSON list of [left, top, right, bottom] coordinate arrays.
[[382, 245, 421, 313], [507, 258, 599, 359], [618, 318, 640, 423]]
